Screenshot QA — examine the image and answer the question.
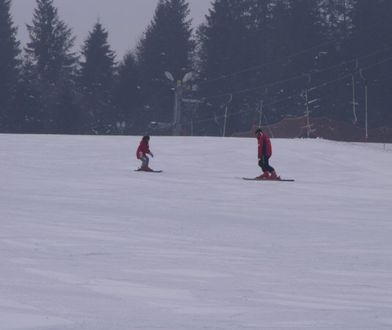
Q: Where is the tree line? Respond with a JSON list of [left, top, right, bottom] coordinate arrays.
[[0, 0, 391, 136]]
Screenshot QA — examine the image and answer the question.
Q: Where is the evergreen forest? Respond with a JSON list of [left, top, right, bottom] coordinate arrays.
[[0, 0, 391, 136]]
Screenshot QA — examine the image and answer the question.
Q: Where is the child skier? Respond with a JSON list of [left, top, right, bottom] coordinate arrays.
[[136, 135, 154, 171], [255, 128, 280, 180]]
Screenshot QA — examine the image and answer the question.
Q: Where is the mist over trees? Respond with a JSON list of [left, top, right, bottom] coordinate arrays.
[[0, 0, 391, 136]]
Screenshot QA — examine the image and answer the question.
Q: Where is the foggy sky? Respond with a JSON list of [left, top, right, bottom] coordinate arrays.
[[11, 0, 212, 59]]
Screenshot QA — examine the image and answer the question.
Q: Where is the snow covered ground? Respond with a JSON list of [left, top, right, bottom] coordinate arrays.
[[2, 134, 392, 330]]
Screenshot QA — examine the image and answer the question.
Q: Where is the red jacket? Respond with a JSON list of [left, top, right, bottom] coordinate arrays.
[[136, 139, 150, 159], [257, 133, 272, 158]]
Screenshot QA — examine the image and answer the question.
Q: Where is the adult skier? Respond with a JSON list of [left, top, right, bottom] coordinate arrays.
[[136, 135, 154, 171], [255, 128, 279, 180]]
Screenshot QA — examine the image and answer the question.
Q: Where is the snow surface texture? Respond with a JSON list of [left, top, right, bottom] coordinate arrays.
[[2, 134, 392, 330]]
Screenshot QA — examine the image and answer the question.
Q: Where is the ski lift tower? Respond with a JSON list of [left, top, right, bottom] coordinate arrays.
[[165, 71, 194, 136]]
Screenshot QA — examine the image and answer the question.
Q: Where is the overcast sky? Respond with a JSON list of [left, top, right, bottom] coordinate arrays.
[[11, 0, 212, 59]]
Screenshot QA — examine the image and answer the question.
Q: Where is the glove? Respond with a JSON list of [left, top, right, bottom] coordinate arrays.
[[150, 152, 154, 158]]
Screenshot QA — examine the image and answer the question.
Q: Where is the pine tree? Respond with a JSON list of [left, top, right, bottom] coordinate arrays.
[[197, 0, 248, 89], [319, 0, 355, 41], [136, 0, 194, 129], [14, 55, 42, 133], [79, 21, 116, 134], [269, 0, 327, 121], [114, 52, 141, 134], [0, 0, 20, 132], [197, 0, 244, 134], [285, 0, 324, 71], [197, 0, 277, 135], [351, 0, 392, 51], [349, 0, 392, 127], [25, 0, 77, 133], [26, 0, 76, 82]]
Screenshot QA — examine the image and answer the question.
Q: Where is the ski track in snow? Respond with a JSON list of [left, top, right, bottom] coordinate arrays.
[[1, 134, 392, 329]]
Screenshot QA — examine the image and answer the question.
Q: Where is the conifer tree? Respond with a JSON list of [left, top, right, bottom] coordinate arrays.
[[136, 0, 194, 129], [349, 0, 392, 127], [0, 0, 20, 132], [14, 56, 42, 133], [285, 0, 324, 71], [198, 0, 248, 90], [274, 0, 325, 119], [26, 0, 76, 82], [197, 0, 274, 134], [319, 0, 355, 40], [351, 0, 392, 51], [79, 21, 116, 134], [114, 52, 141, 134], [25, 0, 78, 133]]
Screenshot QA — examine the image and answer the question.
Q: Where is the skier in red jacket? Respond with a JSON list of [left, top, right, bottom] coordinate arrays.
[[255, 128, 279, 179], [136, 135, 154, 171]]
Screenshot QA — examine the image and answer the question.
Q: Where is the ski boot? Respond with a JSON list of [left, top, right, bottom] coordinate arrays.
[[257, 171, 270, 180], [138, 166, 153, 172]]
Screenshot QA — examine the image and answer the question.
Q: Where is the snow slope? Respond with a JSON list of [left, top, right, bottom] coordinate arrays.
[[2, 134, 392, 330]]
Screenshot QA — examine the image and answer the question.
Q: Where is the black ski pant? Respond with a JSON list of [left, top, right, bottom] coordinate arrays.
[[258, 155, 275, 173]]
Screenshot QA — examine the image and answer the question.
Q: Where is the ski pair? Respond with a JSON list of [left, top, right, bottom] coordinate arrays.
[[135, 168, 162, 173], [242, 177, 294, 182]]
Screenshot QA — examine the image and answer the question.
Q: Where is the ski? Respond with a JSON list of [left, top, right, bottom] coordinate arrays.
[[242, 177, 294, 182], [134, 169, 163, 173]]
